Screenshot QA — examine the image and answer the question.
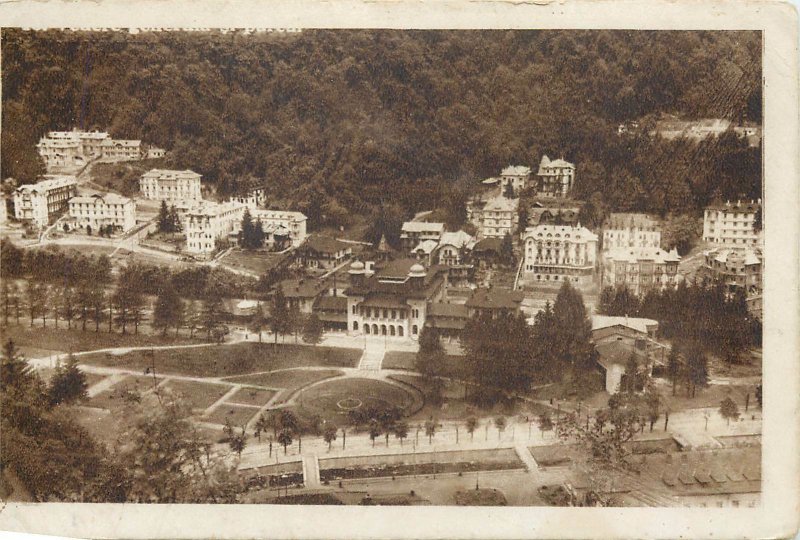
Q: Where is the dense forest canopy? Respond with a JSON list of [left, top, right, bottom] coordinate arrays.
[[2, 29, 761, 224]]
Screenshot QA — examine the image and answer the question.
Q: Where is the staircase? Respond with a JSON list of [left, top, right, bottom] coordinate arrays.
[[302, 455, 321, 488], [357, 348, 385, 372]]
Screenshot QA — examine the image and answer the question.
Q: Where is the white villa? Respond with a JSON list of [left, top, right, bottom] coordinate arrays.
[[68, 193, 136, 233], [522, 224, 598, 288], [139, 169, 203, 203], [13, 175, 78, 228], [185, 201, 246, 254]]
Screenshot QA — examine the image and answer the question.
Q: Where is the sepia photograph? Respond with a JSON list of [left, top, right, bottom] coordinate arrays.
[[0, 1, 797, 538]]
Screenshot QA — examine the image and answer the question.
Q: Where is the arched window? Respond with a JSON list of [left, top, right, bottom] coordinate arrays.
[[381, 325, 387, 336], [372, 324, 379, 334], [365, 325, 370, 334], [353, 321, 359, 330], [412, 325, 418, 335], [398, 326, 404, 337], [390, 326, 396, 336]]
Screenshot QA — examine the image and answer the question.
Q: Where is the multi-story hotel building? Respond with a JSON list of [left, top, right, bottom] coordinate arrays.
[[185, 201, 246, 254], [345, 258, 448, 340], [139, 169, 203, 203], [98, 139, 142, 161], [37, 129, 144, 171], [250, 209, 308, 248], [476, 195, 519, 239], [68, 193, 136, 233], [536, 155, 575, 197], [603, 213, 661, 250], [522, 224, 598, 288], [702, 199, 762, 250], [601, 247, 682, 296], [400, 221, 444, 250], [499, 165, 531, 194], [13, 175, 78, 228], [700, 248, 763, 318]]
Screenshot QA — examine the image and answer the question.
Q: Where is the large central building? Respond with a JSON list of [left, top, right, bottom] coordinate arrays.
[[345, 259, 448, 340], [139, 169, 203, 203], [522, 224, 598, 288]]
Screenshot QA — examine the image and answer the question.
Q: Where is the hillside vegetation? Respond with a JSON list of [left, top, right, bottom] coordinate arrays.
[[2, 29, 761, 228]]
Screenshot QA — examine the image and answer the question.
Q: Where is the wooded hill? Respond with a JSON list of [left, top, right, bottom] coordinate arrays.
[[2, 29, 761, 229]]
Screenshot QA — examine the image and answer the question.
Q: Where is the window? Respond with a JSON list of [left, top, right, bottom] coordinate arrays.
[[412, 325, 418, 335]]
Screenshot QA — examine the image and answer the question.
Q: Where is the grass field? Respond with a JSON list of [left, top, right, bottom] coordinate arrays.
[[226, 386, 277, 407], [163, 379, 233, 411], [220, 249, 289, 276], [2, 325, 200, 354], [382, 351, 417, 370], [226, 369, 344, 393], [80, 343, 361, 377], [204, 404, 259, 427], [87, 375, 162, 411]]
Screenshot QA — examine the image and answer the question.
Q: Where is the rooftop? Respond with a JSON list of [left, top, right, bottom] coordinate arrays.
[[524, 224, 598, 242], [465, 288, 524, 310], [401, 221, 445, 234], [500, 165, 531, 177], [538, 154, 575, 172], [595, 341, 649, 369], [299, 234, 352, 255], [705, 248, 762, 266], [592, 315, 658, 335], [472, 237, 503, 253], [438, 230, 475, 250], [411, 240, 439, 255], [427, 302, 470, 319], [603, 247, 680, 264], [69, 193, 133, 205], [605, 213, 660, 230], [15, 176, 77, 193], [705, 199, 761, 213], [141, 169, 202, 180], [483, 195, 518, 213]]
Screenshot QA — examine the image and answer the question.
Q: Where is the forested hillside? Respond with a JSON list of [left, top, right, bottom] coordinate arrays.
[[2, 29, 761, 227]]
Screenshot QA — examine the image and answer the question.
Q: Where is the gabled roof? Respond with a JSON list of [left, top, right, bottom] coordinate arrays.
[[595, 341, 648, 369], [69, 193, 132, 205], [377, 258, 419, 280], [538, 155, 575, 173], [300, 235, 352, 255], [472, 237, 503, 254], [411, 240, 439, 255], [401, 221, 445, 234], [603, 247, 680, 264], [483, 196, 518, 213], [465, 288, 524, 310], [501, 165, 531, 177], [438, 230, 475, 250], [592, 315, 658, 335], [524, 224, 598, 242], [278, 277, 330, 299], [313, 295, 348, 312], [427, 302, 470, 318], [141, 169, 201, 180]]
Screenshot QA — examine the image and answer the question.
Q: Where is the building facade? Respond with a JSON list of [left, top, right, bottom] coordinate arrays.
[[536, 155, 575, 197], [603, 213, 661, 250], [229, 188, 267, 210], [602, 247, 681, 296], [185, 201, 246, 254], [139, 169, 203, 203], [702, 200, 762, 250], [522, 224, 598, 288], [294, 235, 353, 270], [700, 248, 763, 318], [99, 139, 142, 161], [13, 176, 78, 228], [345, 259, 448, 340], [400, 221, 444, 250], [252, 209, 308, 247], [499, 165, 531, 194], [68, 193, 136, 233], [477, 195, 518, 239]]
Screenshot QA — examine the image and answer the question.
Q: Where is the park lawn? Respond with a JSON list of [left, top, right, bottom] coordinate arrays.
[[220, 249, 289, 276], [382, 351, 417, 370], [226, 369, 344, 393], [80, 343, 361, 377], [162, 379, 234, 411], [87, 375, 162, 411], [1, 325, 200, 354], [83, 372, 108, 389], [204, 404, 258, 427], [659, 381, 756, 412], [226, 386, 277, 407]]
